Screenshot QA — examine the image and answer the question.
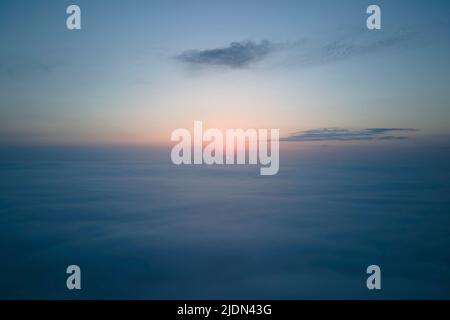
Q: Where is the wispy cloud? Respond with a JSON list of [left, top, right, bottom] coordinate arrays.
[[175, 40, 279, 68], [0, 55, 56, 78], [302, 30, 417, 64], [281, 128, 419, 142], [174, 28, 421, 71], [291, 28, 419, 68]]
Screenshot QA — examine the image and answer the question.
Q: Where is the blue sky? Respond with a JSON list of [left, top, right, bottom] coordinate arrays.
[[1, 0, 450, 145]]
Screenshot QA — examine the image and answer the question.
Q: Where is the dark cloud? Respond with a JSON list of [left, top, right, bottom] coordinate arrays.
[[281, 128, 418, 142], [176, 40, 278, 68]]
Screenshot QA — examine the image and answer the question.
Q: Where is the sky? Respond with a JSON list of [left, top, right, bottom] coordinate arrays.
[[1, 0, 450, 145], [1, 1, 450, 300]]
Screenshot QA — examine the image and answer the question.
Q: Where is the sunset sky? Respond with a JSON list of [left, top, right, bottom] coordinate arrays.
[[1, 0, 450, 145], [2, 0, 450, 300]]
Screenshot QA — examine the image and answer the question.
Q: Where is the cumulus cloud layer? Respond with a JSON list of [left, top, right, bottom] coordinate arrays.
[[282, 128, 419, 142], [175, 40, 278, 68]]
